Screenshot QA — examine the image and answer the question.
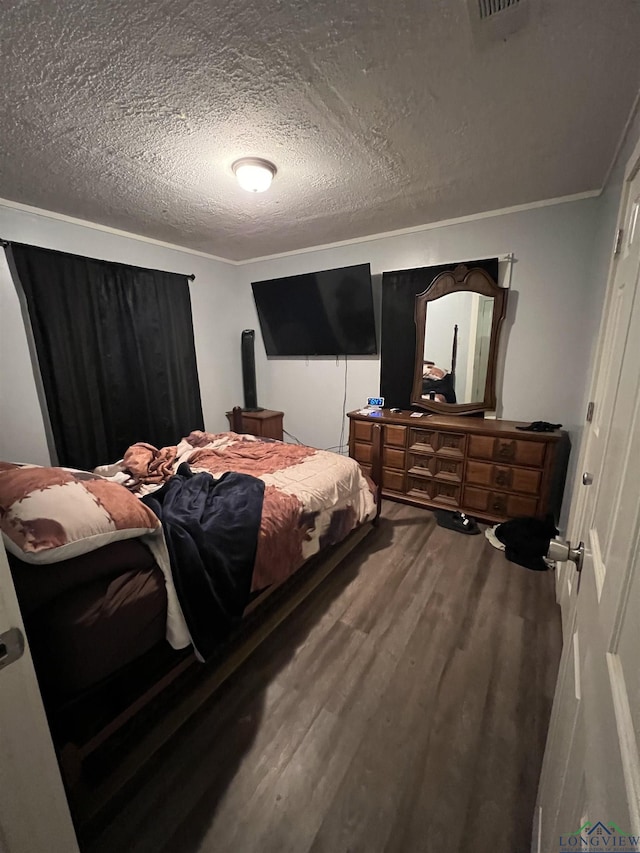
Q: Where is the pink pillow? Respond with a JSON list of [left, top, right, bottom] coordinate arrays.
[[0, 462, 160, 564]]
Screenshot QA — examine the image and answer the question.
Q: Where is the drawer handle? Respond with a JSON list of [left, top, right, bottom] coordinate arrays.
[[495, 470, 510, 487], [497, 441, 516, 460], [492, 498, 506, 512]]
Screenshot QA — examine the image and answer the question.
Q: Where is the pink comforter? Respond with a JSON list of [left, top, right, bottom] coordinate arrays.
[[121, 431, 376, 591]]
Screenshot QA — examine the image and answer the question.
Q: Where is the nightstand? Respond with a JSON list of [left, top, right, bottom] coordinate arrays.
[[226, 409, 284, 441]]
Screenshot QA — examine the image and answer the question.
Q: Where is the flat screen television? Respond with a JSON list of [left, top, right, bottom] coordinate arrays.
[[251, 263, 377, 356]]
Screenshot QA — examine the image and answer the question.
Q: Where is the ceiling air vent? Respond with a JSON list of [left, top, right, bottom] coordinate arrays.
[[477, 0, 523, 21], [467, 0, 531, 44]]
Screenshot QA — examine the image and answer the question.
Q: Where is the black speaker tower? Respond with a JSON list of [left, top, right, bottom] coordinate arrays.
[[241, 330, 262, 412]]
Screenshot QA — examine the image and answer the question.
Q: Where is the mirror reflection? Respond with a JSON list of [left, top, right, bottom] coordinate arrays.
[[421, 292, 495, 405]]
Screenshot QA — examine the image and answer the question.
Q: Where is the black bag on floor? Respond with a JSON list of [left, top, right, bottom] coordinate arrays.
[[495, 514, 558, 571]]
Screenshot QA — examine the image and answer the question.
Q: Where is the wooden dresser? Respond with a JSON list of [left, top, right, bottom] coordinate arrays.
[[348, 410, 570, 523]]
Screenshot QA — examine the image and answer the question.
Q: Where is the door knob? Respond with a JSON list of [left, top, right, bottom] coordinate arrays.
[[548, 539, 584, 573], [0, 628, 24, 672], [582, 472, 593, 486]]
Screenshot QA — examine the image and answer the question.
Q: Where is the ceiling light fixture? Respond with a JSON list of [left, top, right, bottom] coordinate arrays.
[[232, 158, 277, 193]]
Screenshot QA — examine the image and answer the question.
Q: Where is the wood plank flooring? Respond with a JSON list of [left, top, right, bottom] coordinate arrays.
[[84, 502, 562, 853]]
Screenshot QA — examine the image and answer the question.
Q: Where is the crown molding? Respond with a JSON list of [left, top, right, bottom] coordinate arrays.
[[237, 190, 602, 265], [0, 197, 231, 265], [0, 189, 601, 268], [601, 87, 640, 190]]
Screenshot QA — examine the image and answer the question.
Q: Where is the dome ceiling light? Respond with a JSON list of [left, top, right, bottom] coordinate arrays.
[[232, 158, 277, 193]]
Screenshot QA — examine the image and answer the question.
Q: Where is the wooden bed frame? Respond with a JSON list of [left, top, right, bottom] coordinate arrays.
[[61, 412, 383, 829]]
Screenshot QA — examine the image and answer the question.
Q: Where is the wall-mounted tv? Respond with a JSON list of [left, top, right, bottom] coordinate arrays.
[[251, 263, 377, 357]]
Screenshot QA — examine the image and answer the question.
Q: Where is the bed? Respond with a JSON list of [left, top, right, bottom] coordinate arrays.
[[1, 417, 382, 820], [421, 323, 458, 403]]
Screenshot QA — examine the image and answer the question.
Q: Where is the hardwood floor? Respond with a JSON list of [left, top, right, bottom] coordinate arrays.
[[84, 502, 562, 853]]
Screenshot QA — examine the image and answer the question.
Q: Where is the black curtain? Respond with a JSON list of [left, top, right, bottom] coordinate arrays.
[[9, 243, 204, 470], [380, 258, 499, 409]]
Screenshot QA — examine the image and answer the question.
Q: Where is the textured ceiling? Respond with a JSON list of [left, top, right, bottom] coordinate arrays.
[[1, 0, 640, 261]]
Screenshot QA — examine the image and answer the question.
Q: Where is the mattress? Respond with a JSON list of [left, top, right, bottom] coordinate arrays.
[[119, 430, 378, 647], [8, 433, 377, 697], [9, 538, 157, 616], [10, 542, 167, 697]]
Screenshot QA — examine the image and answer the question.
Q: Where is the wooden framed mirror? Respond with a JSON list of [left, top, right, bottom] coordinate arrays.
[[411, 264, 508, 415]]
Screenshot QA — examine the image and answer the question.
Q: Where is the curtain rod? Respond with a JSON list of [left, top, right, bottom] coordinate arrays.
[[0, 238, 195, 280]]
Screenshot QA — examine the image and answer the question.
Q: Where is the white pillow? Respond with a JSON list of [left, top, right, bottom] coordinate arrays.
[[0, 462, 159, 565]]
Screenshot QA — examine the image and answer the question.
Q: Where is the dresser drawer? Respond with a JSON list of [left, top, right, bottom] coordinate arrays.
[[432, 480, 462, 507], [437, 431, 466, 457], [409, 428, 437, 453], [385, 424, 407, 447], [409, 429, 465, 457], [383, 447, 406, 470], [382, 469, 405, 492], [408, 453, 464, 479], [408, 454, 436, 477], [466, 460, 542, 495], [352, 420, 373, 443], [463, 486, 538, 518], [408, 476, 461, 507], [467, 435, 546, 468], [407, 475, 433, 500], [434, 456, 464, 482], [353, 442, 372, 465]]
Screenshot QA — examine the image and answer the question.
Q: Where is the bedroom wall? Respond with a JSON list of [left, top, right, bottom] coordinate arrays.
[[237, 198, 603, 468], [1, 180, 628, 529], [0, 204, 242, 466]]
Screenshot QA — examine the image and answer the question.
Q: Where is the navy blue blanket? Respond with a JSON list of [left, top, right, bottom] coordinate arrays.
[[142, 464, 265, 660]]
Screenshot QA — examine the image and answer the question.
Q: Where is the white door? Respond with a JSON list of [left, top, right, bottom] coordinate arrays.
[[471, 295, 493, 401], [0, 542, 80, 853], [534, 142, 640, 851]]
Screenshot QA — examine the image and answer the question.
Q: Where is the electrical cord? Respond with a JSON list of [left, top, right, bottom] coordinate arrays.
[[283, 429, 303, 445], [337, 354, 348, 454], [293, 356, 350, 455]]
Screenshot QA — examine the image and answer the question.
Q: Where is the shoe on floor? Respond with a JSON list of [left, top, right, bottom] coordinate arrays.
[[434, 510, 481, 535], [485, 524, 506, 551]]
